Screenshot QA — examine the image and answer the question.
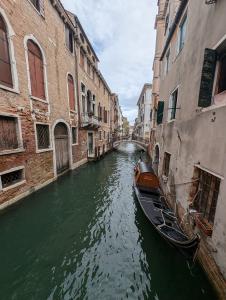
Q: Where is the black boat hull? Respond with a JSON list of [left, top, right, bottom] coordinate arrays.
[[133, 184, 200, 260]]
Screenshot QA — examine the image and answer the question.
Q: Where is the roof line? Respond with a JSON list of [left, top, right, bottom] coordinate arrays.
[[160, 0, 188, 61]]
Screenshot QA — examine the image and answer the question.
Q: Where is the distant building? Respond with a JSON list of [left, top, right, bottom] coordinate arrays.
[[134, 84, 152, 142], [122, 117, 130, 137]]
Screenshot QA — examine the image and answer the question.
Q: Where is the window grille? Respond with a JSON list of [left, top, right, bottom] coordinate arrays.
[[36, 124, 50, 149], [1, 169, 23, 189], [194, 169, 220, 225]]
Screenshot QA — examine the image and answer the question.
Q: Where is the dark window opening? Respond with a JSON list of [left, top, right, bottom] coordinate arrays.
[[80, 48, 85, 69], [65, 26, 73, 53], [216, 54, 226, 94], [72, 127, 77, 144], [36, 124, 50, 149], [0, 116, 19, 151], [30, 0, 40, 11], [163, 152, 171, 177], [1, 169, 23, 189]]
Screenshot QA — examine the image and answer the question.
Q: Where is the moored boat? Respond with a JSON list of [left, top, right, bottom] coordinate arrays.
[[133, 161, 200, 260]]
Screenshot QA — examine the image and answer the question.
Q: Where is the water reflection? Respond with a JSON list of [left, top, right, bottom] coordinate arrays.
[[0, 143, 217, 300]]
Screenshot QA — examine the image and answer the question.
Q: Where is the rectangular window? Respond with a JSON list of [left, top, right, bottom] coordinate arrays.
[[30, 0, 40, 11], [80, 49, 85, 69], [178, 14, 187, 52], [168, 88, 178, 121], [194, 168, 220, 226], [87, 61, 91, 76], [165, 49, 170, 75], [65, 26, 73, 53], [72, 127, 77, 144], [36, 124, 50, 150], [0, 115, 19, 151], [103, 131, 105, 139], [163, 152, 171, 177], [0, 168, 24, 190], [99, 131, 102, 140]]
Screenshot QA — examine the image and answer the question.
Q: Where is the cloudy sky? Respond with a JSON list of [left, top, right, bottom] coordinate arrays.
[[62, 0, 157, 124]]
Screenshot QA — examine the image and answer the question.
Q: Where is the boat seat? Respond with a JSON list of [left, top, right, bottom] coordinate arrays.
[[140, 200, 164, 226]]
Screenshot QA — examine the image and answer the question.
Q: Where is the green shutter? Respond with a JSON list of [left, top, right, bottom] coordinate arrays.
[[157, 101, 164, 125], [198, 48, 217, 108]]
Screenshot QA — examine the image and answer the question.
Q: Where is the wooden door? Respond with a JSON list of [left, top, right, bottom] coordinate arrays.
[[54, 123, 69, 174]]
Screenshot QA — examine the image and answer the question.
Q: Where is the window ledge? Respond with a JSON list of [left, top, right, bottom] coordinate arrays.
[[70, 110, 77, 114], [167, 119, 176, 123], [1, 180, 26, 193], [197, 103, 226, 114], [36, 148, 53, 154], [0, 148, 25, 156], [30, 96, 48, 104], [72, 143, 79, 146], [0, 84, 20, 95]]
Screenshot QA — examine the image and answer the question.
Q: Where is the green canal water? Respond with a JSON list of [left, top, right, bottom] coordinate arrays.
[[0, 143, 217, 300]]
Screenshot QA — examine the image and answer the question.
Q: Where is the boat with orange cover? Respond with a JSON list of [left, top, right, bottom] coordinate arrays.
[[133, 161, 200, 260]]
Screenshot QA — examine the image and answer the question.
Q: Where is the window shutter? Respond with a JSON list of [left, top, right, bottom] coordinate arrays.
[[0, 16, 13, 88], [28, 40, 45, 99], [157, 101, 164, 125], [198, 48, 217, 108], [39, 0, 45, 17], [68, 75, 75, 111]]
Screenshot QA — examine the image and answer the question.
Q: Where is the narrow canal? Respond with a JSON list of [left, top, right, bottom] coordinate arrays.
[[0, 143, 217, 300]]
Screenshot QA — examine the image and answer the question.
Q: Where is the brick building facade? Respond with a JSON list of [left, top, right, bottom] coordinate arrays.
[[0, 0, 118, 209]]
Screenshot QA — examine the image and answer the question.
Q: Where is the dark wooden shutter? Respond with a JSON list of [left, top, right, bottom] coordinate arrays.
[[0, 116, 18, 150], [28, 40, 45, 100], [68, 75, 75, 110], [198, 48, 217, 108], [157, 101, 164, 125], [0, 16, 13, 88]]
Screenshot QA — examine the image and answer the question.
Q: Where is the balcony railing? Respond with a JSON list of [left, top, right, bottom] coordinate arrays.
[[80, 113, 100, 128]]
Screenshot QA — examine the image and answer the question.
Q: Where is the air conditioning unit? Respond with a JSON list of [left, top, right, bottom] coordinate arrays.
[[205, 0, 216, 4]]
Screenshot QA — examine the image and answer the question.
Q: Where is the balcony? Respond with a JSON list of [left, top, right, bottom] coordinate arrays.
[[80, 113, 100, 129]]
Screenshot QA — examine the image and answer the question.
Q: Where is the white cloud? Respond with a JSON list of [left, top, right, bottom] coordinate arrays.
[[62, 0, 157, 124]]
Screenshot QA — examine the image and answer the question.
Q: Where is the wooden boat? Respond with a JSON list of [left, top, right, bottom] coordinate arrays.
[[133, 161, 200, 260]]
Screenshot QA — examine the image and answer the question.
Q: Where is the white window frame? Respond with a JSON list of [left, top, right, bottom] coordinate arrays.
[[0, 8, 19, 94], [24, 34, 49, 105], [0, 166, 26, 192], [177, 12, 187, 55], [34, 122, 53, 153], [66, 72, 77, 113], [168, 86, 179, 122], [71, 126, 78, 145], [0, 113, 24, 155]]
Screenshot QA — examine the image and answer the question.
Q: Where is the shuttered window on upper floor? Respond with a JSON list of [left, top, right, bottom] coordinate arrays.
[[65, 25, 73, 53], [28, 39, 45, 100], [0, 15, 13, 88], [30, 0, 45, 16], [68, 74, 75, 111]]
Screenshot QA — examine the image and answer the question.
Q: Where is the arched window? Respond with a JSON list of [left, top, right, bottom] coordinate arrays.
[[27, 39, 45, 99], [68, 74, 75, 111], [0, 15, 13, 88]]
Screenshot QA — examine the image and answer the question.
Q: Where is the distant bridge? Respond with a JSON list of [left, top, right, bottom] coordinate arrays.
[[113, 139, 148, 151]]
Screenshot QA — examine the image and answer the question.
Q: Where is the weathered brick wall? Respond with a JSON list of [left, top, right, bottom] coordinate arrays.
[[0, 0, 80, 206]]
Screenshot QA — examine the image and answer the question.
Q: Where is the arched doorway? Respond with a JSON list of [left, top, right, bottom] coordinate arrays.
[[153, 145, 160, 175], [54, 122, 69, 174]]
